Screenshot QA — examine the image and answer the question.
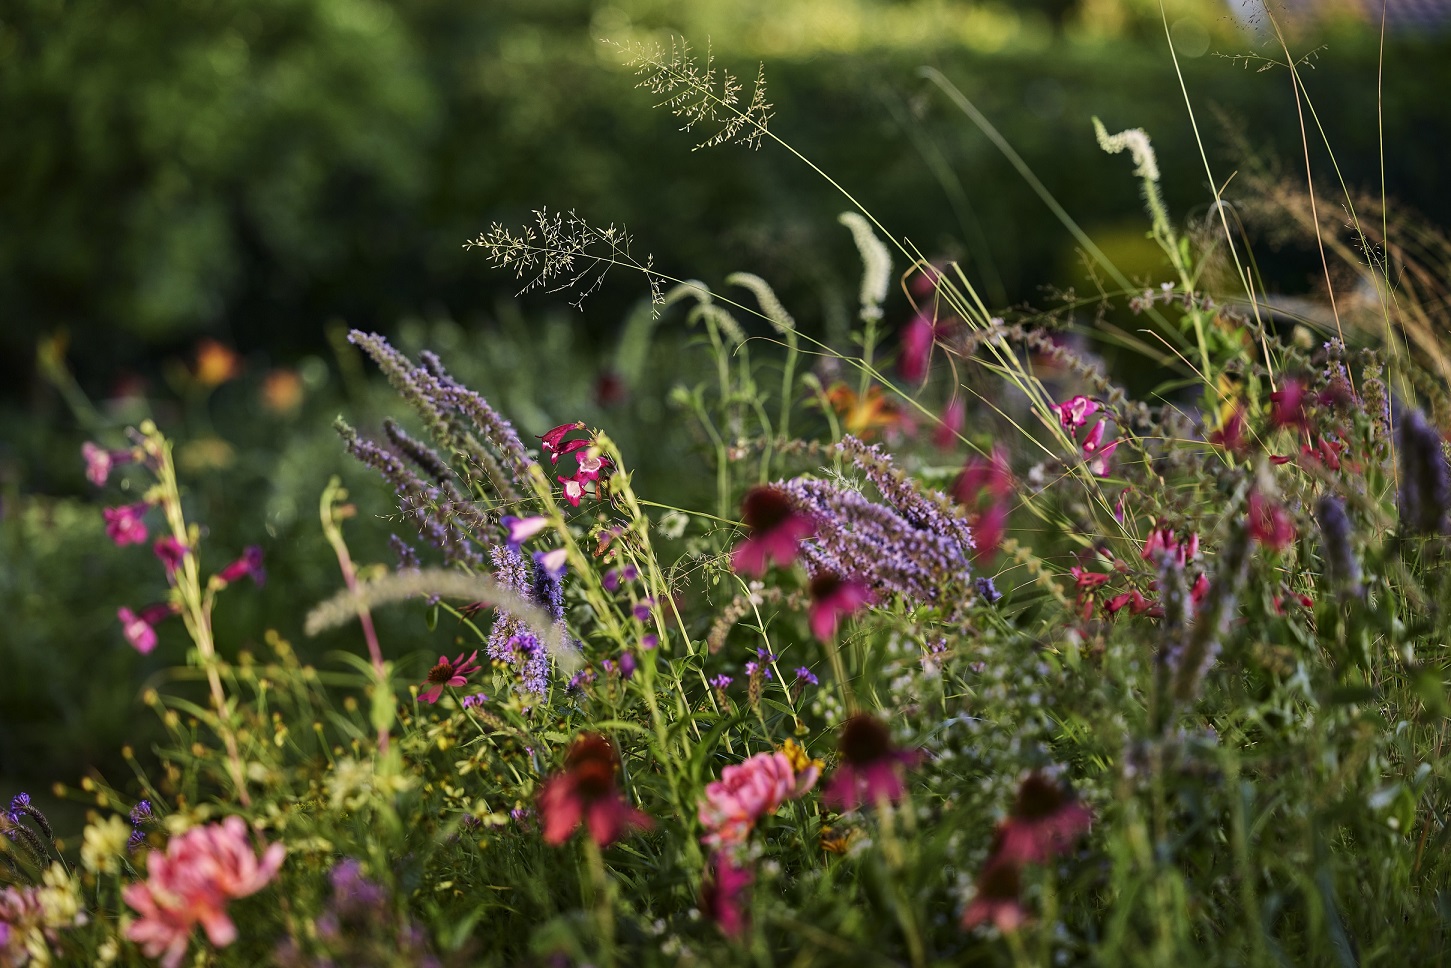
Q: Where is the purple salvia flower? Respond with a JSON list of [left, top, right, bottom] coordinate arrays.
[[836, 435, 975, 557], [418, 349, 532, 478], [709, 674, 733, 690], [1398, 408, 1449, 536], [1316, 494, 1362, 596], [974, 576, 1002, 604], [383, 418, 454, 483], [390, 534, 420, 571], [129, 800, 152, 825], [794, 667, 819, 685]]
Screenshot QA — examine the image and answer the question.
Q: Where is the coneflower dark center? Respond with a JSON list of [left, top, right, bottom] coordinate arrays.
[[839, 715, 891, 765], [742, 486, 792, 533]]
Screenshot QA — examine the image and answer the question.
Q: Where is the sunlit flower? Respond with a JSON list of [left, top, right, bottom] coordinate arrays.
[[995, 772, 1093, 865], [538, 422, 586, 462], [418, 650, 481, 704], [822, 714, 920, 811], [103, 502, 150, 546], [698, 751, 797, 849], [731, 486, 817, 576], [259, 369, 304, 414], [806, 572, 872, 640], [961, 858, 1025, 933], [559, 474, 588, 508], [824, 384, 912, 440], [122, 816, 285, 968], [81, 816, 131, 875], [700, 853, 752, 939], [538, 734, 651, 847], [214, 546, 265, 587], [118, 602, 177, 655]]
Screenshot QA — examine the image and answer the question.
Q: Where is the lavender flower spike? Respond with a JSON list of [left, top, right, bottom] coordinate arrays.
[[1398, 408, 1449, 536]]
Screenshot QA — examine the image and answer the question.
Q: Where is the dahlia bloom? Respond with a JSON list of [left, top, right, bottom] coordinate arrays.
[[418, 650, 481, 704], [698, 751, 800, 850], [103, 502, 150, 546], [122, 816, 285, 968], [822, 714, 921, 811], [994, 772, 1092, 865], [538, 734, 651, 847], [806, 572, 872, 641], [731, 486, 817, 576]]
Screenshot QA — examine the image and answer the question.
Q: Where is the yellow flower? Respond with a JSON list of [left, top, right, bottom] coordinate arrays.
[[80, 817, 129, 875]]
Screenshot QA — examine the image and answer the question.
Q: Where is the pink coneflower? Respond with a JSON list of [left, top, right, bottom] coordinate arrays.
[[122, 816, 285, 968], [153, 536, 188, 576], [961, 858, 1026, 933], [538, 734, 652, 847], [418, 650, 481, 704], [806, 572, 872, 641], [538, 421, 587, 462], [118, 602, 177, 654], [731, 486, 816, 577], [82, 441, 133, 487], [103, 502, 151, 546], [1248, 491, 1295, 551], [995, 772, 1092, 865], [698, 751, 798, 850], [700, 853, 753, 938], [823, 715, 920, 811], [215, 546, 265, 587]]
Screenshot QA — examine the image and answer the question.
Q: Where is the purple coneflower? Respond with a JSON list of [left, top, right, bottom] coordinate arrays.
[[537, 734, 652, 847], [994, 772, 1092, 865], [806, 572, 871, 641], [732, 486, 817, 576], [418, 651, 481, 704], [823, 715, 920, 811], [961, 858, 1025, 933]]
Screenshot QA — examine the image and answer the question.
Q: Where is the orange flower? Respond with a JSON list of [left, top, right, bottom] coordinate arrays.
[[193, 339, 241, 387], [260, 369, 303, 414], [824, 384, 910, 441]]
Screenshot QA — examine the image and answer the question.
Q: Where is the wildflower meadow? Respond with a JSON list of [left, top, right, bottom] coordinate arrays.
[[6, 9, 1451, 967]]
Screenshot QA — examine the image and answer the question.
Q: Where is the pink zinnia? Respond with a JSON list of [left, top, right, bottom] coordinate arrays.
[[994, 772, 1093, 865], [538, 734, 652, 847], [806, 572, 872, 641], [118, 602, 177, 654], [700, 853, 753, 938], [822, 715, 920, 812], [123, 816, 285, 968], [698, 751, 797, 850], [730, 486, 816, 577], [418, 650, 481, 704], [103, 502, 150, 546], [961, 858, 1025, 933]]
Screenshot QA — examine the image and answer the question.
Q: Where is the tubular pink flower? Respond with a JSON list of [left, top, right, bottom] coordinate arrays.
[[698, 751, 797, 850], [215, 546, 265, 587], [538, 421, 586, 462], [1053, 395, 1100, 435], [1269, 378, 1310, 430], [573, 451, 609, 482], [731, 486, 816, 577], [700, 853, 753, 938], [153, 536, 188, 576], [898, 313, 937, 383], [123, 816, 284, 968], [418, 650, 481, 703], [118, 602, 176, 654], [1208, 406, 1248, 454], [806, 572, 872, 641], [538, 734, 651, 847], [103, 502, 150, 546], [1248, 491, 1295, 551], [502, 515, 551, 548], [933, 397, 966, 451], [83, 442, 134, 487], [558, 475, 588, 508]]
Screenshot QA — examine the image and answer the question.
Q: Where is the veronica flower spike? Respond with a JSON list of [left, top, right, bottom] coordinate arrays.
[[731, 486, 816, 577]]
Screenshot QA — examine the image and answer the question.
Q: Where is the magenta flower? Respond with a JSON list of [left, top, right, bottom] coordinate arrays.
[[1269, 377, 1310, 430], [104, 502, 151, 546], [1208, 406, 1248, 455], [898, 313, 937, 383], [82, 442, 133, 486], [1248, 491, 1295, 550], [822, 715, 920, 811], [118, 602, 177, 654], [573, 451, 609, 482], [538, 421, 586, 462], [700, 853, 753, 938], [953, 446, 1012, 506], [418, 650, 481, 703], [1053, 395, 1100, 435], [933, 397, 966, 451], [559, 474, 588, 508], [961, 858, 1026, 933], [731, 486, 816, 577], [153, 536, 188, 576], [994, 772, 1093, 865], [698, 751, 798, 850], [1081, 419, 1120, 476], [214, 546, 265, 587], [123, 816, 285, 968], [806, 572, 872, 641], [538, 734, 652, 847]]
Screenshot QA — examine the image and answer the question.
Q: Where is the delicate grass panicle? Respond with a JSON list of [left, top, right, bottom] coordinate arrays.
[[32, 25, 1451, 968]]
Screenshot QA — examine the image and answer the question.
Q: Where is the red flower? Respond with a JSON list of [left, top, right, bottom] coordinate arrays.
[[807, 572, 872, 641], [1208, 406, 1247, 455], [898, 313, 939, 383], [1248, 491, 1295, 551], [1269, 378, 1310, 430], [700, 853, 753, 939], [961, 857, 1025, 933], [822, 715, 920, 811], [731, 486, 816, 577], [994, 772, 1092, 865], [538, 422, 587, 462], [104, 502, 151, 546], [933, 397, 965, 451], [538, 734, 652, 847], [418, 650, 481, 704]]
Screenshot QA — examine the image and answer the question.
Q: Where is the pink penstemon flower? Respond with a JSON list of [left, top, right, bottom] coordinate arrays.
[[822, 714, 921, 812], [1053, 395, 1100, 436], [501, 515, 551, 549], [118, 602, 178, 654], [82, 441, 135, 487], [537, 734, 652, 847], [417, 650, 481, 704], [558, 474, 589, 508], [1081, 419, 1120, 476], [806, 572, 872, 641], [153, 536, 188, 577], [730, 486, 816, 577], [538, 421, 586, 462], [214, 546, 265, 587], [103, 502, 151, 546], [1268, 377, 1310, 431], [122, 816, 285, 968], [1208, 405, 1248, 455], [897, 312, 939, 384]]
